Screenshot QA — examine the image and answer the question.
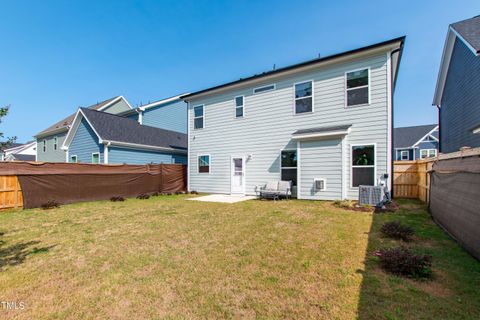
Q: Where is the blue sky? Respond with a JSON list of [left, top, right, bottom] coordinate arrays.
[[1, 0, 479, 142]]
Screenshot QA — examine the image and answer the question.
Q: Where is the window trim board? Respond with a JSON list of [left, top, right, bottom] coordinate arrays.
[[350, 143, 377, 189], [193, 104, 205, 130], [293, 80, 315, 115], [197, 154, 211, 174], [91, 152, 100, 164], [234, 95, 245, 118], [344, 67, 371, 108]]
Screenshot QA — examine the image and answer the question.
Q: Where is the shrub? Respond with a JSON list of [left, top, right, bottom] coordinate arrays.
[[41, 200, 60, 210], [136, 194, 150, 200], [190, 191, 198, 195], [375, 246, 432, 279], [110, 196, 125, 202], [151, 192, 160, 197], [381, 221, 415, 241]]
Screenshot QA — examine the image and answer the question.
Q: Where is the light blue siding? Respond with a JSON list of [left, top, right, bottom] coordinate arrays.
[[142, 100, 187, 133], [126, 113, 139, 121], [68, 119, 104, 163], [415, 141, 439, 159], [108, 147, 186, 165]]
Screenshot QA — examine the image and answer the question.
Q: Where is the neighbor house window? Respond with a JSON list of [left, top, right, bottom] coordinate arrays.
[[352, 145, 375, 187], [70, 155, 78, 163], [281, 150, 297, 186], [198, 155, 210, 173], [91, 153, 100, 164], [194, 105, 204, 129], [401, 150, 409, 160], [420, 149, 437, 159], [346, 68, 369, 106], [253, 84, 275, 94], [53, 136, 58, 150], [294, 81, 313, 114], [42, 139, 46, 152], [235, 96, 244, 118]]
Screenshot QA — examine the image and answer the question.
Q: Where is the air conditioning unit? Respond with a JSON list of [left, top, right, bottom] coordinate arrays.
[[358, 185, 387, 207], [314, 178, 326, 191]]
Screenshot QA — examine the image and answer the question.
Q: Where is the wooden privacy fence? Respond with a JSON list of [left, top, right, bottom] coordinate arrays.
[[393, 160, 434, 202], [0, 175, 23, 209]]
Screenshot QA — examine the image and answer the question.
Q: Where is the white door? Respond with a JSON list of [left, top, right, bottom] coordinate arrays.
[[231, 157, 245, 194]]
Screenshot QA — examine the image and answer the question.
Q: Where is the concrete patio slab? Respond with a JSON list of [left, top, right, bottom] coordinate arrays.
[[188, 194, 256, 203]]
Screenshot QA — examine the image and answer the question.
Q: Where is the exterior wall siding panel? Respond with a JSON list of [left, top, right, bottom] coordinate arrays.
[[142, 100, 187, 133], [68, 119, 104, 163], [36, 132, 67, 162], [108, 147, 186, 165]]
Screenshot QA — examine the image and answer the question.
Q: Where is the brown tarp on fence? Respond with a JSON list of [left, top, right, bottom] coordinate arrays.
[[429, 156, 480, 260], [0, 162, 186, 209]]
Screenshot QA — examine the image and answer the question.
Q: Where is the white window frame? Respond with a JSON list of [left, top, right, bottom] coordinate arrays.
[[472, 126, 480, 134], [234, 95, 244, 118], [293, 80, 314, 115], [42, 139, 46, 152], [197, 154, 210, 174], [53, 136, 58, 151], [193, 105, 204, 130], [253, 84, 276, 94], [420, 149, 437, 159], [91, 152, 100, 164], [350, 143, 376, 188], [400, 150, 409, 160], [280, 149, 298, 185], [345, 67, 371, 108], [70, 155, 78, 163]]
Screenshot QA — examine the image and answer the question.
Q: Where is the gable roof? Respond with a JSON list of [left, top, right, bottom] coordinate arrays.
[[35, 96, 127, 138], [182, 36, 405, 101], [64, 108, 187, 152], [12, 154, 35, 161], [394, 124, 438, 149], [433, 16, 480, 106]]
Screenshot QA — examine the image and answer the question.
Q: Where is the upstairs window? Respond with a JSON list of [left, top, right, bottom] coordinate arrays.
[[253, 84, 275, 94], [352, 145, 375, 187], [198, 155, 210, 173], [235, 96, 244, 118], [420, 149, 437, 159], [53, 136, 58, 150], [281, 150, 297, 186], [346, 69, 369, 106], [42, 139, 46, 152], [294, 81, 313, 114], [194, 105, 204, 129]]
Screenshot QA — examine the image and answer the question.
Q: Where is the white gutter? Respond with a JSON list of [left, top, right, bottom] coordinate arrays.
[[103, 140, 187, 154], [139, 94, 189, 111]]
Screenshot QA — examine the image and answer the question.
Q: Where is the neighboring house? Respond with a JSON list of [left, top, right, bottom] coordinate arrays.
[[1, 141, 36, 161], [62, 108, 187, 165], [182, 37, 405, 200], [119, 95, 188, 133], [433, 15, 480, 153], [394, 124, 439, 161], [35, 96, 132, 162]]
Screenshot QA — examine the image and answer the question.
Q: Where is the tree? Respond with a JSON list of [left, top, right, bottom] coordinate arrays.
[[0, 105, 16, 150]]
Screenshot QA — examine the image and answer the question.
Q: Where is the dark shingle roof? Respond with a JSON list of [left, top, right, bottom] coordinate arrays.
[[451, 15, 480, 54], [394, 124, 438, 149], [35, 96, 120, 137], [293, 125, 352, 135], [80, 108, 187, 150], [14, 154, 36, 161]]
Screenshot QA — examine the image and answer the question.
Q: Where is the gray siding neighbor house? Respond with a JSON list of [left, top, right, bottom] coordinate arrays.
[[183, 37, 405, 200], [394, 124, 439, 161], [35, 96, 132, 162], [433, 16, 480, 153]]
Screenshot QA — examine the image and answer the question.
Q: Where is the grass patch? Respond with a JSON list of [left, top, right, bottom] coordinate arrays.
[[0, 196, 478, 319]]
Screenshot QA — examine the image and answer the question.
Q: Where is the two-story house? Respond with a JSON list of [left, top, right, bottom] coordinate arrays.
[[394, 124, 439, 161], [182, 37, 405, 200], [433, 15, 480, 153]]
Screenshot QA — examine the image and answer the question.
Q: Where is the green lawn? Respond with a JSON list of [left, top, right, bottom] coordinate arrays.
[[0, 195, 479, 319]]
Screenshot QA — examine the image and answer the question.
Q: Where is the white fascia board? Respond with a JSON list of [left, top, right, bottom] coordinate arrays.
[[61, 109, 104, 150], [450, 26, 480, 57], [105, 140, 187, 154], [412, 125, 440, 147], [292, 128, 351, 140], [433, 28, 458, 106], [139, 94, 189, 111]]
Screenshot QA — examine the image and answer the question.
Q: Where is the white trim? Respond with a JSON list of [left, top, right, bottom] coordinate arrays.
[[420, 149, 437, 159], [65, 149, 69, 162], [53, 136, 58, 151], [91, 152, 100, 164], [138, 110, 143, 125], [473, 126, 480, 134], [70, 154, 78, 163], [412, 125, 439, 147], [62, 109, 103, 150], [313, 178, 327, 191], [292, 127, 351, 140], [193, 104, 204, 130], [105, 140, 187, 154], [341, 136, 347, 200], [230, 155, 246, 195], [234, 95, 245, 119], [400, 150, 409, 160], [280, 149, 298, 190], [42, 139, 47, 153], [98, 96, 134, 111], [187, 102, 191, 191], [253, 84, 276, 94], [138, 94, 188, 111], [297, 141, 302, 199], [293, 80, 314, 115], [197, 154, 210, 174], [386, 52, 393, 192], [350, 143, 377, 189], [345, 67, 371, 108], [450, 26, 479, 57], [104, 144, 109, 164]]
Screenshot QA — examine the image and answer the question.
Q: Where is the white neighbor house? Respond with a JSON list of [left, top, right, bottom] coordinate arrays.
[[183, 37, 405, 200]]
